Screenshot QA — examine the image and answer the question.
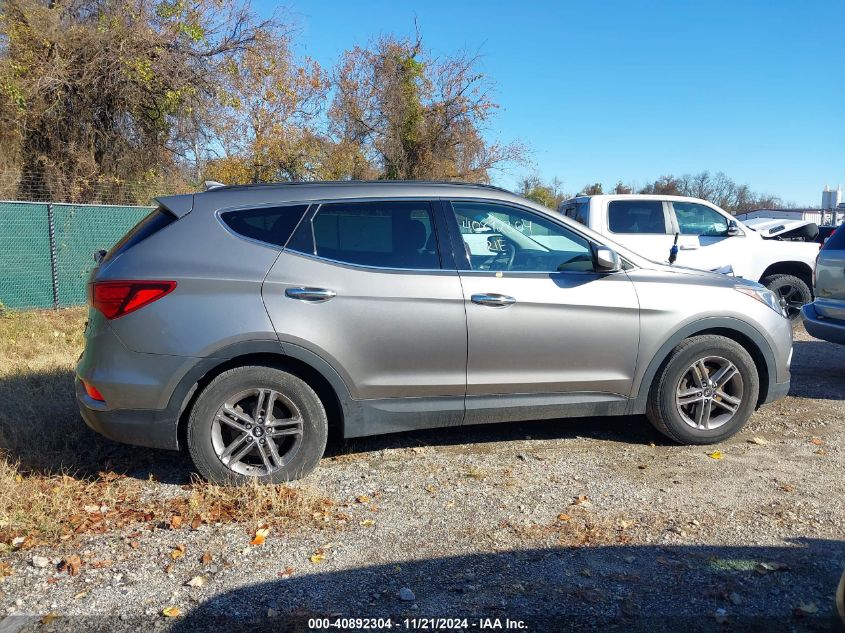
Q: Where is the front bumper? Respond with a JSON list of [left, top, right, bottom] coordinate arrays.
[[801, 303, 845, 345], [76, 378, 179, 450], [761, 378, 790, 405]]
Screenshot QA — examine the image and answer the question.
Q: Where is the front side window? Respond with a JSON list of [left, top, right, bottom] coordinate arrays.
[[673, 202, 729, 237], [608, 200, 668, 234], [221, 204, 310, 247], [292, 201, 440, 269], [451, 201, 594, 273]]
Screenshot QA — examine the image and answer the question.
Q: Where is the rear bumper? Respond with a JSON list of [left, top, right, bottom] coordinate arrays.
[[76, 378, 179, 450], [761, 378, 790, 405], [801, 303, 845, 345]]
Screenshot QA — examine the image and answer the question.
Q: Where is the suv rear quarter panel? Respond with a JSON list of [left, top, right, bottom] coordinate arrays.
[[95, 200, 281, 357]]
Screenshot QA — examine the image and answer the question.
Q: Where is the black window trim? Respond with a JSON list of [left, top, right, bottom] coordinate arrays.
[[443, 197, 633, 276], [216, 201, 313, 250], [282, 197, 452, 274]]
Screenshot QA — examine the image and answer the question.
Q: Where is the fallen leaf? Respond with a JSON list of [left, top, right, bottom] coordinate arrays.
[[129, 541, 140, 550], [162, 606, 181, 618], [40, 613, 58, 625], [186, 575, 208, 588], [200, 551, 213, 565], [794, 602, 818, 616], [83, 505, 100, 514], [190, 516, 202, 530], [169, 515, 183, 530], [572, 495, 590, 506], [58, 555, 82, 576], [809, 438, 824, 446], [557, 514, 572, 522], [170, 544, 186, 560], [0, 562, 14, 578], [359, 519, 375, 526], [309, 549, 326, 564], [277, 566, 295, 577], [779, 483, 795, 493], [815, 448, 827, 456], [251, 526, 271, 546], [356, 495, 370, 504], [747, 437, 768, 445], [707, 451, 724, 460], [164, 564, 173, 574]]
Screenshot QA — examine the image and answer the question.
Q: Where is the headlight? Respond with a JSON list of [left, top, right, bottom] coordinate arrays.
[[735, 285, 787, 317]]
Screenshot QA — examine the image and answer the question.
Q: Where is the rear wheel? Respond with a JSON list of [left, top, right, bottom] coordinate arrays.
[[761, 274, 811, 322], [187, 366, 327, 484], [647, 335, 759, 444]]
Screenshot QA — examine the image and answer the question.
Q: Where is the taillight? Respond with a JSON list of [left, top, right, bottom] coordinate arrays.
[[81, 380, 105, 402], [91, 280, 176, 319]]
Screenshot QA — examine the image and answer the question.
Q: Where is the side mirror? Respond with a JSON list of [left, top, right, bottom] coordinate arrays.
[[594, 245, 621, 272], [727, 220, 740, 237]]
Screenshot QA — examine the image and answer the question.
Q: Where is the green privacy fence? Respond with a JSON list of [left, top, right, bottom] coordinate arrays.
[[0, 201, 153, 310]]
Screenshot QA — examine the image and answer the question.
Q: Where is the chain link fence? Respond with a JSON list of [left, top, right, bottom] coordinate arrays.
[[0, 201, 153, 310]]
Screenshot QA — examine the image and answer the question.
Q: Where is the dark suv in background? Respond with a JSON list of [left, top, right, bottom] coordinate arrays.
[[76, 181, 792, 483], [802, 226, 845, 344]]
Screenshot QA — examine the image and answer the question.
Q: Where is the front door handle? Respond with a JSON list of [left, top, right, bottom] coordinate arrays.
[[471, 293, 516, 307], [285, 287, 337, 302]]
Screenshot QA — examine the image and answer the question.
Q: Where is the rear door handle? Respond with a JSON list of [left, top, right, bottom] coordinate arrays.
[[285, 287, 337, 302], [471, 293, 516, 307]]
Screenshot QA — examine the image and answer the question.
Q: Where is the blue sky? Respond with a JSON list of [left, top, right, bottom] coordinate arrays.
[[258, 0, 844, 206]]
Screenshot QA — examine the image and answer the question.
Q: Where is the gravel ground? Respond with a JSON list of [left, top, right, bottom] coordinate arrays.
[[1, 326, 844, 632]]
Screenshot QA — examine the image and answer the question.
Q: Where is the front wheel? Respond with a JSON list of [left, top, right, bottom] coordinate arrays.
[[646, 335, 759, 444], [761, 274, 812, 322], [187, 366, 328, 484]]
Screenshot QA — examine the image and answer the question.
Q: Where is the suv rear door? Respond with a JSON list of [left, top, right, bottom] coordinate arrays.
[[443, 199, 640, 424], [262, 199, 467, 419]]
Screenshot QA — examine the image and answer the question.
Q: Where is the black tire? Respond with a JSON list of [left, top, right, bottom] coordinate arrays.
[[187, 366, 327, 484], [646, 335, 759, 445], [760, 274, 811, 322]]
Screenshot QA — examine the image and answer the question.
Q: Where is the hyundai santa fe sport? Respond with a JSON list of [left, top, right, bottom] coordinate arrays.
[[76, 181, 793, 483]]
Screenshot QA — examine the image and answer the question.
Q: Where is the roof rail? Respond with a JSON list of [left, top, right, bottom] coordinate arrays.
[[198, 179, 514, 194]]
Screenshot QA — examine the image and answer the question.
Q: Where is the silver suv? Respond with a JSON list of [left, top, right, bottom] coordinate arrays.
[[802, 226, 845, 344], [76, 181, 793, 483]]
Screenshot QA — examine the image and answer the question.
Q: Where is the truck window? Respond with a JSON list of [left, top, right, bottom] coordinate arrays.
[[562, 201, 590, 226], [673, 202, 729, 237], [608, 201, 668, 234]]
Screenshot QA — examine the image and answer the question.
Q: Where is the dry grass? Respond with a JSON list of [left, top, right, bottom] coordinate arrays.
[[0, 308, 334, 548]]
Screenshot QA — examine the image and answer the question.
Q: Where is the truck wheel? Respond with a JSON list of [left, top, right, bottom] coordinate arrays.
[[760, 274, 811, 322], [187, 366, 327, 484], [647, 335, 759, 445]]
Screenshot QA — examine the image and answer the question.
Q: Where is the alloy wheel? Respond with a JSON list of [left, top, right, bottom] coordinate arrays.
[[675, 356, 744, 431]]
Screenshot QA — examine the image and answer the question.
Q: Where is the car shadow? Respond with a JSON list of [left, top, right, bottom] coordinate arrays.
[[788, 339, 845, 401], [139, 538, 843, 632]]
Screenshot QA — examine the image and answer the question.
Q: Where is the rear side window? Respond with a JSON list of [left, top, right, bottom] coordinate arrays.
[[823, 226, 845, 250], [221, 204, 309, 247], [290, 201, 440, 269], [562, 201, 590, 226], [608, 200, 668, 234], [103, 208, 175, 263]]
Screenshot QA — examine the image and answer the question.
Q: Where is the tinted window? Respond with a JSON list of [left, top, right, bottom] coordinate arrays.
[[674, 202, 729, 237], [451, 201, 594, 273], [221, 204, 309, 247], [823, 226, 845, 250], [608, 201, 667, 234], [562, 201, 589, 226], [300, 201, 439, 269], [103, 208, 175, 263]]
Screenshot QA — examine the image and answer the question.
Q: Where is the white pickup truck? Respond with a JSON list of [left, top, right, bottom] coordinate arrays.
[[559, 194, 819, 320]]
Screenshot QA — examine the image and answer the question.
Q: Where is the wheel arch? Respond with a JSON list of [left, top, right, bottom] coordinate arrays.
[[759, 261, 813, 288], [170, 341, 351, 450], [630, 317, 776, 414]]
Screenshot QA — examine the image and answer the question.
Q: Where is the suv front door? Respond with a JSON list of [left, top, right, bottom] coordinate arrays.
[[444, 199, 640, 424]]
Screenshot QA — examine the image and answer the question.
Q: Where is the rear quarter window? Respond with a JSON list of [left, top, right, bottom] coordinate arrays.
[[221, 204, 310, 247], [103, 208, 175, 263], [822, 226, 845, 251]]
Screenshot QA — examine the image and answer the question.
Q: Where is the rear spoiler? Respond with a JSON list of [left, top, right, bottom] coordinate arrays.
[[155, 194, 194, 218]]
